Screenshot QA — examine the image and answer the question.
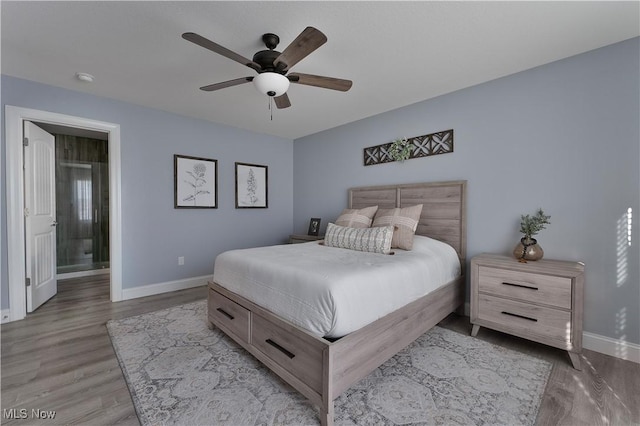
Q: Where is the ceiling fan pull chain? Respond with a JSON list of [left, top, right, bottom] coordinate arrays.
[[269, 96, 273, 121]]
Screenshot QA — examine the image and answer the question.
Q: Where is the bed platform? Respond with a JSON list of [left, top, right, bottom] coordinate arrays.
[[207, 180, 467, 425]]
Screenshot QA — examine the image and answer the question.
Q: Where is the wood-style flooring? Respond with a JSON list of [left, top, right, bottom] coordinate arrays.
[[2, 275, 638, 425]]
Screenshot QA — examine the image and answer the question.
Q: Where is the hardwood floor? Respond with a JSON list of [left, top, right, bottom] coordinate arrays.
[[2, 275, 638, 425], [439, 315, 640, 426], [1, 275, 206, 425]]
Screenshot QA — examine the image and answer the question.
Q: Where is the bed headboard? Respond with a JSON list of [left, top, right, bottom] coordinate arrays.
[[349, 181, 467, 263]]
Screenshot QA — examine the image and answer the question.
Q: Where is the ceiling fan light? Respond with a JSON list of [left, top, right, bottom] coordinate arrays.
[[253, 72, 290, 97]]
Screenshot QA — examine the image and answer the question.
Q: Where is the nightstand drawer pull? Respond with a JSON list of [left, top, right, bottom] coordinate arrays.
[[501, 311, 538, 322], [266, 339, 296, 359], [502, 281, 539, 291], [216, 308, 235, 320]]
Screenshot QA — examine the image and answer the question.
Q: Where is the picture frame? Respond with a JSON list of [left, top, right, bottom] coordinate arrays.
[[235, 162, 268, 208], [174, 154, 218, 208], [308, 218, 321, 236]]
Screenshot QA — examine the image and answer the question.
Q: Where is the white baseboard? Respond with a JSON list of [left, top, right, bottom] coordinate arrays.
[[461, 302, 639, 363], [57, 268, 110, 280], [1, 309, 11, 324], [583, 332, 640, 364], [121, 274, 211, 301]]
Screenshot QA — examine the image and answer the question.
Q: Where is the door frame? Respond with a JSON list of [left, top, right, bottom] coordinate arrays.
[[5, 106, 123, 322]]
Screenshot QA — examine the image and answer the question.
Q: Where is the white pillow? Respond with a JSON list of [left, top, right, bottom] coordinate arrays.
[[324, 222, 394, 254]]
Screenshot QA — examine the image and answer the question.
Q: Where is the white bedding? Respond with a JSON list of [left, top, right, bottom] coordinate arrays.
[[212, 235, 461, 338]]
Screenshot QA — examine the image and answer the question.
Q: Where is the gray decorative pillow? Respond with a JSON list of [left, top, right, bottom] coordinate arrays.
[[335, 206, 378, 229], [372, 204, 423, 250], [324, 222, 394, 254]]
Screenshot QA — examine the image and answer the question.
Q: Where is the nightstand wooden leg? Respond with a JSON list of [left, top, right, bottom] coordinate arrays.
[[568, 352, 582, 370], [471, 324, 480, 337]]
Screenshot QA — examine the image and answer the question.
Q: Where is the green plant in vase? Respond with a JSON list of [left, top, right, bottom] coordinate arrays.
[[514, 208, 551, 262]]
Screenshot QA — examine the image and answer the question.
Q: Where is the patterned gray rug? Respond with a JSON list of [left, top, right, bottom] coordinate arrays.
[[107, 300, 551, 425]]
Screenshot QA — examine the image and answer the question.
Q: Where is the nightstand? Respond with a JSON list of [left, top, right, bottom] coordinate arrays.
[[470, 253, 584, 370], [288, 234, 324, 244]]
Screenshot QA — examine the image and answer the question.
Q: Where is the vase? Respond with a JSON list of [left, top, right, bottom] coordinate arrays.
[[513, 237, 544, 262]]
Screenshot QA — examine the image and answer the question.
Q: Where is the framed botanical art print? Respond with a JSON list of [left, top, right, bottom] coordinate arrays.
[[174, 154, 218, 208], [235, 162, 268, 208]]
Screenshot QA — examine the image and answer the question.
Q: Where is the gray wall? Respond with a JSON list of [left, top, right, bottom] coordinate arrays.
[[1, 75, 294, 308], [293, 38, 640, 344]]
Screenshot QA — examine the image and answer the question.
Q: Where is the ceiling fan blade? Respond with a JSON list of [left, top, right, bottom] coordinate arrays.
[[182, 32, 262, 72], [274, 27, 327, 71], [200, 77, 253, 92], [288, 73, 352, 92], [274, 93, 291, 109]]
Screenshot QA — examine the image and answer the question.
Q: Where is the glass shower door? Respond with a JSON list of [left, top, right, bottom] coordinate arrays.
[[56, 160, 109, 274]]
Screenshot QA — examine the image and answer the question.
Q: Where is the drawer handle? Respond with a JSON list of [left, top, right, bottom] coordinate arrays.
[[265, 339, 296, 359], [501, 311, 538, 322], [216, 308, 234, 320], [502, 282, 539, 291]]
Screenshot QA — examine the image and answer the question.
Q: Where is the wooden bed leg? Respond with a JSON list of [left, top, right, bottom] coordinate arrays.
[[321, 347, 334, 426], [207, 321, 214, 330], [319, 403, 334, 426]]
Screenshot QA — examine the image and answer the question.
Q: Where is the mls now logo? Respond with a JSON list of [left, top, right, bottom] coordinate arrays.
[[3, 408, 56, 419]]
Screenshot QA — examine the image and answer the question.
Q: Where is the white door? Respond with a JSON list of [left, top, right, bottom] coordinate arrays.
[[24, 121, 57, 312]]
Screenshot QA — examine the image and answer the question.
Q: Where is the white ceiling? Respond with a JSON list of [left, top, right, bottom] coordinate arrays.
[[2, 1, 638, 140]]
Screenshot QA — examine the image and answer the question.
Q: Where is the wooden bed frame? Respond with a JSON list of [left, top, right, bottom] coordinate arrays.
[[207, 180, 467, 425]]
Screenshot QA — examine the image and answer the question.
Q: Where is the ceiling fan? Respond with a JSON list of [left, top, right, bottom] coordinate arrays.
[[182, 27, 352, 109]]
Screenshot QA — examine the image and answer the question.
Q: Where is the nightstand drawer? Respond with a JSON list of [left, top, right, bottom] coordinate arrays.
[[477, 293, 572, 343], [478, 266, 572, 309]]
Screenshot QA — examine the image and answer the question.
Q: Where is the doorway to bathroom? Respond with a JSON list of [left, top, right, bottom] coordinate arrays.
[[5, 105, 123, 322], [38, 124, 111, 277]]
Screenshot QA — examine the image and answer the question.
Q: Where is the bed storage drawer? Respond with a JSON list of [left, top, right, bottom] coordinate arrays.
[[251, 313, 324, 393], [208, 289, 250, 343]]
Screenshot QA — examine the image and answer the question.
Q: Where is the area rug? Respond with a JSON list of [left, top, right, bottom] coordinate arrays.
[[107, 300, 551, 425]]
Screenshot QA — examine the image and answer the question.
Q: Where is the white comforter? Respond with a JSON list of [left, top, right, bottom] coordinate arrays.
[[213, 235, 461, 338]]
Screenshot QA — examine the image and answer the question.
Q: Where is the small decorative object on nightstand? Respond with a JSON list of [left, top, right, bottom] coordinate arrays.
[[289, 234, 324, 244], [470, 253, 584, 370], [308, 218, 321, 236]]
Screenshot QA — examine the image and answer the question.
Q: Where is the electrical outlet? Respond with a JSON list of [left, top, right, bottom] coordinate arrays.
[[178, 256, 184, 266]]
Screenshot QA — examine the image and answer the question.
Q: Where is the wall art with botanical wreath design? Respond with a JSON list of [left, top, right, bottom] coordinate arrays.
[[174, 154, 218, 208], [363, 129, 454, 166], [235, 162, 268, 208]]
